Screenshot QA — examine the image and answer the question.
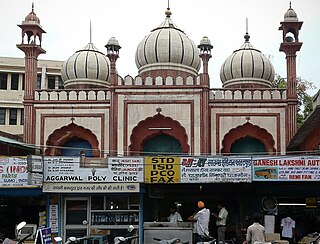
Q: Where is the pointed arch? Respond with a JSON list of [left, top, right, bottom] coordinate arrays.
[[221, 122, 276, 155], [45, 123, 100, 157], [129, 113, 189, 155]]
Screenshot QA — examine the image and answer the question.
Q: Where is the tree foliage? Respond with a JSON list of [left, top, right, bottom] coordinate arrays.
[[272, 74, 317, 128]]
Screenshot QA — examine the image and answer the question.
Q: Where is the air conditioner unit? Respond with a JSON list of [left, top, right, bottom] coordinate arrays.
[[16, 224, 37, 240]]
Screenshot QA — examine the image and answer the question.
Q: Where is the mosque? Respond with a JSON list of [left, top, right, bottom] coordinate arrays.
[[1, 2, 319, 243]]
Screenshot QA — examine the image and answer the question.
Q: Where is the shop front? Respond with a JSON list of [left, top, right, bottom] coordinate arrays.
[[142, 156, 320, 244], [0, 157, 45, 240], [42, 156, 144, 243]]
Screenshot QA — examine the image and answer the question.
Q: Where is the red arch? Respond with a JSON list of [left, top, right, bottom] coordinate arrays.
[[129, 113, 189, 155], [45, 123, 100, 157], [221, 122, 276, 155]]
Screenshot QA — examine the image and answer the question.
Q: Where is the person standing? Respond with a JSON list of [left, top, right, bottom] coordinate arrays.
[[188, 201, 211, 244], [167, 205, 183, 222], [212, 202, 228, 244], [246, 213, 265, 244], [281, 215, 296, 244]]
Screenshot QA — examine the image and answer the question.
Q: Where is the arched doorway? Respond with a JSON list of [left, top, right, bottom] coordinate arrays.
[[221, 122, 276, 155], [45, 123, 100, 157], [142, 134, 182, 155], [129, 112, 189, 155], [61, 137, 94, 157], [230, 136, 267, 154]]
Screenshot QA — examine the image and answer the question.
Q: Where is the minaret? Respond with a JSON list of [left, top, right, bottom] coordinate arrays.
[[17, 4, 46, 145], [198, 36, 213, 154], [105, 37, 121, 156], [279, 2, 303, 144]]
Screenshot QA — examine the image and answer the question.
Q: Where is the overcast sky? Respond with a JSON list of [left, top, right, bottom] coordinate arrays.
[[1, 0, 319, 93]]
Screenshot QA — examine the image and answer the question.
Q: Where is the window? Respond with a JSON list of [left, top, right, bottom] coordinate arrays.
[[0, 108, 6, 125], [0, 73, 8, 89], [22, 74, 25, 90], [9, 108, 17, 125], [48, 75, 56, 89], [20, 109, 24, 125], [36, 74, 41, 89], [58, 76, 64, 89], [11, 74, 19, 90]]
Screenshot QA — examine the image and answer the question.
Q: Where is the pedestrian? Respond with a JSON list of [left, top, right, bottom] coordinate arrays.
[[245, 213, 265, 244], [167, 205, 183, 222], [281, 214, 296, 244], [188, 201, 211, 244], [212, 202, 228, 244]]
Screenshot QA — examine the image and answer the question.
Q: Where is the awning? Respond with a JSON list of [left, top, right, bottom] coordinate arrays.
[[0, 187, 44, 197]]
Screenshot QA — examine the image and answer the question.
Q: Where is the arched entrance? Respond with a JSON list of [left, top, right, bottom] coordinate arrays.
[[221, 122, 276, 155], [45, 123, 100, 157], [129, 113, 189, 155], [61, 138, 94, 157], [230, 136, 267, 154], [142, 134, 182, 155]]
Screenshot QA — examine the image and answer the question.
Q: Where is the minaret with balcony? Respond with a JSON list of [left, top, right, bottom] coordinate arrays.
[[105, 37, 121, 155], [279, 2, 303, 144], [198, 37, 213, 153], [17, 4, 46, 145]]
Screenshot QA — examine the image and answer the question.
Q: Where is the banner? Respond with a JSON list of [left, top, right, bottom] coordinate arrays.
[[0, 157, 29, 187], [145, 156, 180, 183], [43, 157, 144, 183], [43, 182, 140, 193], [252, 156, 320, 181], [180, 157, 252, 183]]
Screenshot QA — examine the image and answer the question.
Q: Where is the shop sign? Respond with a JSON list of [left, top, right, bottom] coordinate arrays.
[[49, 205, 58, 233], [252, 156, 320, 181], [27, 155, 43, 173], [145, 156, 180, 183], [43, 156, 144, 183], [35, 227, 52, 244], [0, 157, 29, 187], [180, 157, 252, 183], [43, 182, 140, 193]]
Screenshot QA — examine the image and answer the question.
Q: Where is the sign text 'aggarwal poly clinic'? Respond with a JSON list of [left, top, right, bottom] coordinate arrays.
[[144, 156, 180, 183]]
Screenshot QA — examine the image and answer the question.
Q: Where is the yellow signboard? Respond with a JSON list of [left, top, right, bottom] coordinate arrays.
[[306, 197, 317, 208], [145, 156, 180, 183]]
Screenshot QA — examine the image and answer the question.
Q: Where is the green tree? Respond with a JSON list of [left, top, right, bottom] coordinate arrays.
[[272, 74, 316, 128]]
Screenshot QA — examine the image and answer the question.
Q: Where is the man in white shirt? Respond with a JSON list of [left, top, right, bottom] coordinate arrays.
[[212, 202, 228, 244], [281, 215, 296, 244], [167, 206, 183, 223], [246, 213, 265, 244], [188, 201, 211, 243]]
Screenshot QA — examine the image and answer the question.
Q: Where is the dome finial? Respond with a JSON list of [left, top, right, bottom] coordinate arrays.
[[289, 1, 292, 8], [89, 20, 92, 43], [244, 18, 250, 42], [165, 0, 172, 17], [32, 2, 34, 12]]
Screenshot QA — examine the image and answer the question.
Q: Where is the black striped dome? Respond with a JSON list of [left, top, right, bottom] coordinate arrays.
[[135, 9, 200, 76], [220, 35, 275, 88], [61, 43, 110, 88]]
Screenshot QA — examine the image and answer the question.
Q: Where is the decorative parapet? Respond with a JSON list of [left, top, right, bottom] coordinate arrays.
[[118, 75, 201, 86], [35, 89, 110, 101], [209, 88, 287, 100]]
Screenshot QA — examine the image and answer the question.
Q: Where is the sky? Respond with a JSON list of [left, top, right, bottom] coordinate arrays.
[[0, 0, 320, 93]]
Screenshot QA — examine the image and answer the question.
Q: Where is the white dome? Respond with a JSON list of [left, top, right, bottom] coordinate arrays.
[[284, 5, 298, 22], [135, 10, 200, 76], [61, 43, 110, 88], [220, 35, 275, 88]]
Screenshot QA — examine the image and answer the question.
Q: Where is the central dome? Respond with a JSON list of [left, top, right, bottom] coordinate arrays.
[[135, 8, 201, 78]]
